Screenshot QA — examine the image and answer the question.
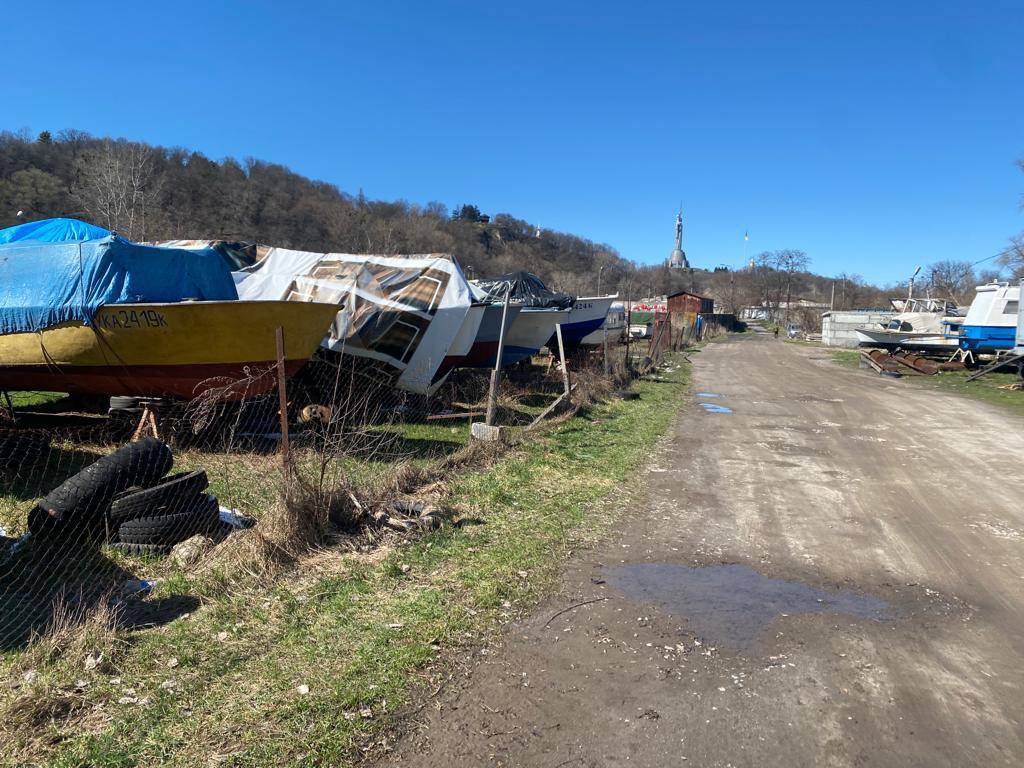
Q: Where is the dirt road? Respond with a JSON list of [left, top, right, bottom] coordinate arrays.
[[386, 333, 1024, 767]]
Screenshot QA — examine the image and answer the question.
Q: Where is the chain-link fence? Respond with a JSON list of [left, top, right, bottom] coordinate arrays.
[[0, 318, 693, 651]]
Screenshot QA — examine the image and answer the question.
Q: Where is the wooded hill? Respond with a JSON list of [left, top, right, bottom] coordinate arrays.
[[5, 129, 1011, 319]]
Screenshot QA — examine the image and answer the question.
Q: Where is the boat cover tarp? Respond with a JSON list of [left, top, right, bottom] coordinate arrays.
[[0, 217, 112, 244], [473, 271, 574, 310], [0, 236, 239, 335], [233, 249, 472, 395]]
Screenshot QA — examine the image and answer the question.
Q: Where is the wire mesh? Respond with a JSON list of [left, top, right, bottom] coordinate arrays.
[[0, 319, 688, 650]]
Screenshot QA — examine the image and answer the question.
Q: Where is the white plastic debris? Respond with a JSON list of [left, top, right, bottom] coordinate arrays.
[[219, 505, 256, 529]]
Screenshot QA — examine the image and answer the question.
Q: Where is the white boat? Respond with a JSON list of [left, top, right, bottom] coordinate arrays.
[[551, 295, 618, 347], [504, 308, 570, 364], [580, 301, 626, 345], [959, 282, 1020, 353], [855, 297, 964, 352]]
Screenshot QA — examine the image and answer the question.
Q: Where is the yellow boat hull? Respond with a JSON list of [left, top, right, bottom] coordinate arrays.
[[0, 301, 339, 400]]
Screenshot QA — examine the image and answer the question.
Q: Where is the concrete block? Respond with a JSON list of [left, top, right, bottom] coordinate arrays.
[[471, 422, 505, 442]]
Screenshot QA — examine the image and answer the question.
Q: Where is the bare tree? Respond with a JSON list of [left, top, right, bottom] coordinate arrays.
[[776, 249, 810, 324], [74, 139, 162, 239], [924, 260, 975, 303], [999, 233, 1024, 281]]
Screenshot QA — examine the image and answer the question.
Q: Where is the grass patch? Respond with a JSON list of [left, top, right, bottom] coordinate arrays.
[[4, 391, 68, 408], [1, 358, 690, 767], [917, 369, 1024, 417], [829, 349, 862, 368]]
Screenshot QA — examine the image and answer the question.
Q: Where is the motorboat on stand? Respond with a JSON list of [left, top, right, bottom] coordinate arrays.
[[855, 297, 965, 354], [547, 295, 618, 349], [0, 219, 339, 401], [958, 282, 1021, 354], [469, 271, 575, 366]]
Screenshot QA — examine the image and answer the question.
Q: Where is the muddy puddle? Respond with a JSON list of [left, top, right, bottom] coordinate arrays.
[[696, 392, 722, 398], [605, 563, 893, 652], [699, 403, 732, 413]]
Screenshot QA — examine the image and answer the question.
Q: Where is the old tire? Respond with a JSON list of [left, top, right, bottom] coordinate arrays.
[[108, 541, 173, 556], [37, 438, 173, 539], [108, 470, 209, 525], [612, 390, 640, 401], [116, 494, 219, 545]]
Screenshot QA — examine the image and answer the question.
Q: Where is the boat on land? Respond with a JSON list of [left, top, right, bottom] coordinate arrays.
[[445, 303, 522, 371], [549, 295, 618, 348], [855, 297, 964, 353], [580, 301, 626, 345], [457, 306, 568, 368], [0, 218, 338, 400], [958, 282, 1021, 353], [232, 248, 475, 395], [0, 300, 340, 399]]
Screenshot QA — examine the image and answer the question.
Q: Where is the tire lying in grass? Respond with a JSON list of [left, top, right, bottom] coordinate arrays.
[[108, 470, 209, 525], [108, 541, 173, 556], [612, 390, 640, 401], [36, 438, 173, 540], [116, 494, 219, 546]]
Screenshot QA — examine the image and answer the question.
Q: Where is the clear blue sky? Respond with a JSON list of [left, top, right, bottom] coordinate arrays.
[[4, 0, 1022, 285]]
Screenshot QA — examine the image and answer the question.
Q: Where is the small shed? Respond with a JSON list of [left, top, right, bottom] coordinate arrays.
[[667, 290, 714, 315]]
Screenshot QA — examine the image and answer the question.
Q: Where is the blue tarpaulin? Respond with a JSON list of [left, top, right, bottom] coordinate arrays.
[[0, 217, 112, 244], [0, 232, 239, 335]]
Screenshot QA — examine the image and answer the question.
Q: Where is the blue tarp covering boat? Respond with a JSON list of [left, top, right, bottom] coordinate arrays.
[[0, 217, 112, 244], [0, 219, 238, 335]]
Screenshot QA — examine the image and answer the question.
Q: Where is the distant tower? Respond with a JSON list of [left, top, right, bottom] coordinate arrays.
[[667, 210, 689, 269]]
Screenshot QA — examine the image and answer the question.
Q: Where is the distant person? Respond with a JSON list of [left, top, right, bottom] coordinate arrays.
[[773, 326, 779, 339]]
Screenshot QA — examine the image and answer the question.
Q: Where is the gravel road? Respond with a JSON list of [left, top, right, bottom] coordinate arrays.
[[385, 332, 1024, 767]]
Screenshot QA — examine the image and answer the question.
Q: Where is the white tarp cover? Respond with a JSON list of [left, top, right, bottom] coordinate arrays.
[[233, 249, 472, 395]]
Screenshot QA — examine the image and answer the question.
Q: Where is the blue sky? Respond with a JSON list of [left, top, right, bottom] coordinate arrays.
[[4, 0, 1022, 284]]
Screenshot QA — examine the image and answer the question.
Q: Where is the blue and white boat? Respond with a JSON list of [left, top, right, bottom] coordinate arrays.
[[959, 282, 1020, 353], [549, 295, 618, 348]]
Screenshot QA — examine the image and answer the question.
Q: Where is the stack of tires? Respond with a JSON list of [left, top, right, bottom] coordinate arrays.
[[28, 438, 221, 555]]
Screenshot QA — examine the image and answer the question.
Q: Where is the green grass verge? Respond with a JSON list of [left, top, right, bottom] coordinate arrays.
[[2, 358, 690, 767], [829, 349, 862, 368], [916, 369, 1024, 417]]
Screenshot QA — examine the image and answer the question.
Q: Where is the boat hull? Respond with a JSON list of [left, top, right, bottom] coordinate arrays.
[[547, 296, 617, 348], [959, 325, 1017, 352], [855, 329, 960, 354], [0, 300, 339, 400], [460, 306, 568, 368]]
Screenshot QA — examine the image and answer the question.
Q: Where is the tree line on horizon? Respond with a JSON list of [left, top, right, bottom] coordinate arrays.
[[1, 129, 1020, 325]]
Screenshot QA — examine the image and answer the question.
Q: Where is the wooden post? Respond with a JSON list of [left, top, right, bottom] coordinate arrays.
[[555, 323, 570, 400], [485, 287, 512, 427], [275, 326, 290, 469]]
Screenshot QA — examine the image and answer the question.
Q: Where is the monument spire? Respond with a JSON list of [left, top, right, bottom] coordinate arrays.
[[668, 207, 689, 269]]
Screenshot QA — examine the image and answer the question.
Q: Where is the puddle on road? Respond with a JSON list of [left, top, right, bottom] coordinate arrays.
[[699, 403, 733, 413], [605, 563, 893, 653], [696, 392, 722, 398]]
